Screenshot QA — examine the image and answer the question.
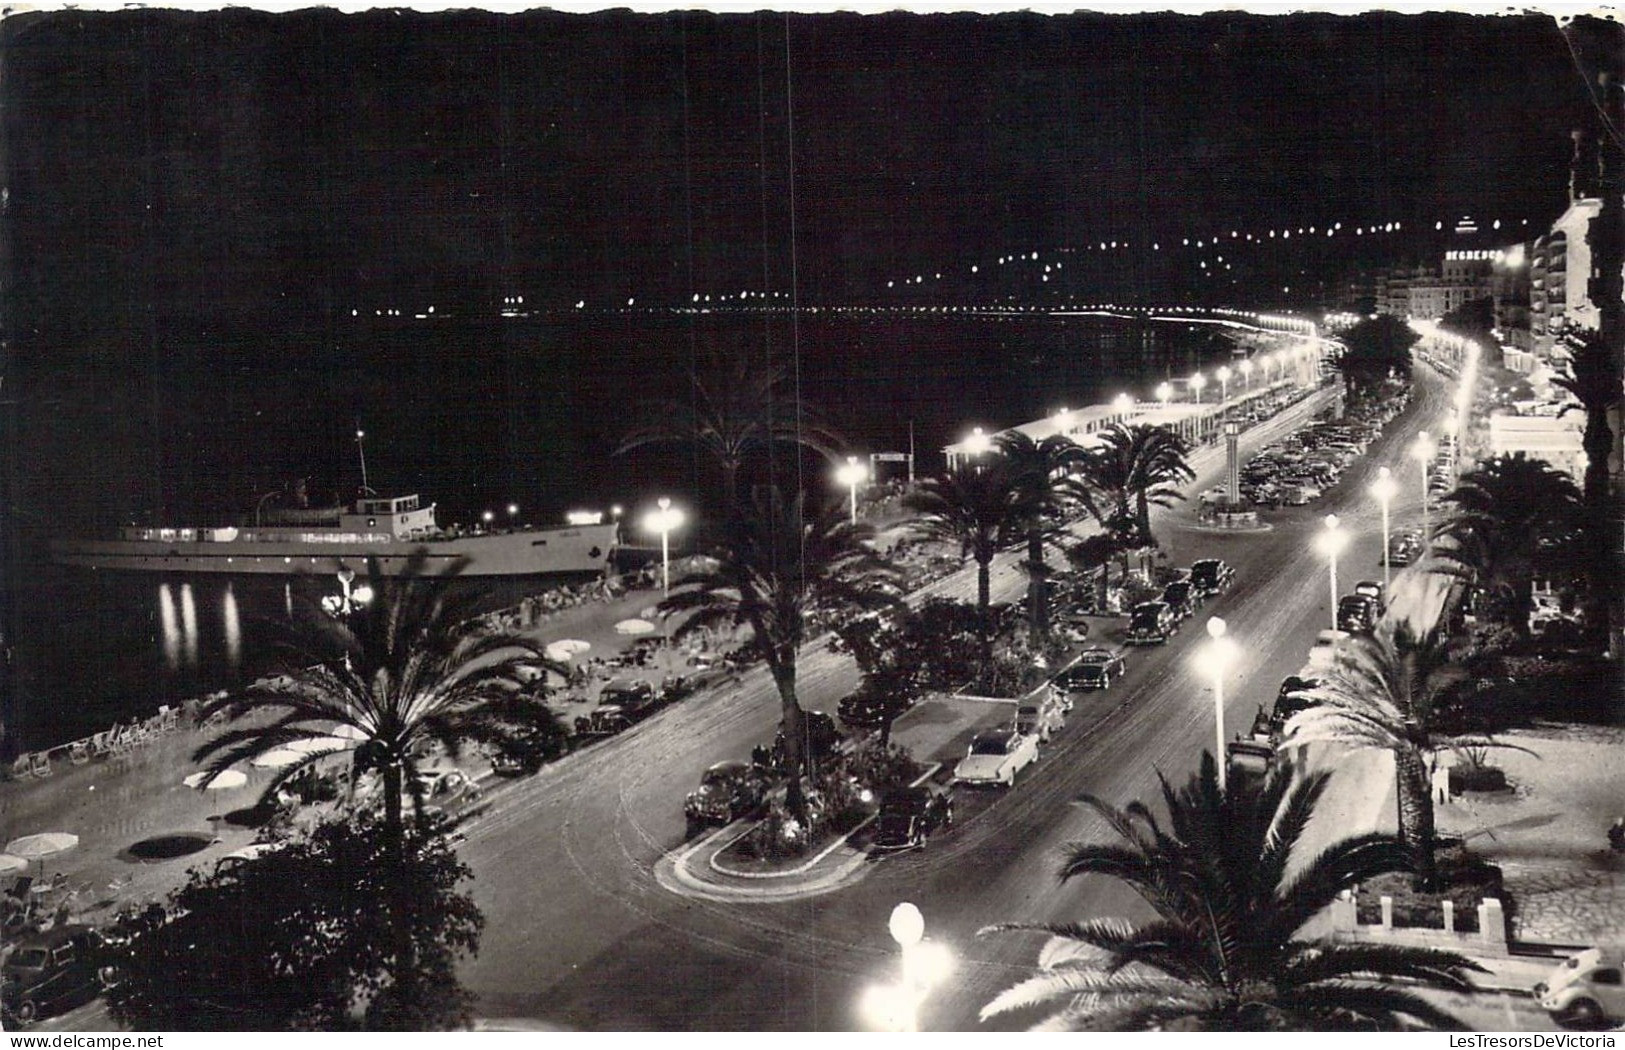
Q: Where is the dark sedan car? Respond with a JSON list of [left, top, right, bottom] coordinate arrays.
[[1188, 558, 1235, 597], [1160, 581, 1198, 621], [1337, 594, 1380, 635], [684, 760, 769, 831], [2, 926, 111, 1026], [871, 786, 954, 850]]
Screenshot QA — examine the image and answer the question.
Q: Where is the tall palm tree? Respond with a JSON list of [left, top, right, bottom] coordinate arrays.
[[192, 554, 562, 1013], [1431, 453, 1584, 635], [1553, 325, 1622, 517], [1552, 325, 1623, 649], [659, 488, 898, 815], [979, 753, 1482, 1031], [995, 431, 1092, 639], [194, 554, 564, 849], [1277, 620, 1466, 887], [902, 459, 1026, 663], [615, 356, 844, 513], [1087, 423, 1195, 552]]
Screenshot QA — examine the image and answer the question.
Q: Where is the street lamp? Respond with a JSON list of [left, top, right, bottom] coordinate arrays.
[[1216, 364, 1232, 404], [962, 427, 991, 457], [1113, 392, 1133, 418], [1190, 371, 1206, 404], [1198, 617, 1239, 792], [1155, 381, 1173, 409], [1369, 467, 1399, 594], [643, 497, 686, 598], [836, 456, 868, 525], [481, 509, 495, 527], [1316, 514, 1349, 631], [1239, 358, 1253, 391], [859, 903, 954, 1032], [1411, 430, 1435, 548]]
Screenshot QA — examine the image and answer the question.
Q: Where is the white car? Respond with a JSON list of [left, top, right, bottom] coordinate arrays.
[[953, 730, 1040, 787], [1306, 629, 1351, 670]]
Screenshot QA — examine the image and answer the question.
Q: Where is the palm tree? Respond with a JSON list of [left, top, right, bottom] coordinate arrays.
[[1087, 423, 1195, 552], [192, 553, 563, 1013], [902, 459, 1026, 663], [615, 356, 844, 513], [194, 554, 564, 848], [1431, 453, 1584, 635], [1553, 325, 1622, 516], [979, 753, 1482, 1031], [1552, 326, 1623, 648], [1277, 620, 1467, 887], [995, 431, 1092, 640], [659, 488, 898, 815]]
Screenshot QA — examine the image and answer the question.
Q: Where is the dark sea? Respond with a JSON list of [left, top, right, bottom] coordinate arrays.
[[6, 311, 1231, 750]]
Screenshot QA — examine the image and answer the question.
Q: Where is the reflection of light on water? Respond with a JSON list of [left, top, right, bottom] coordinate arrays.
[[284, 582, 293, 620], [180, 583, 199, 667], [222, 583, 242, 670], [158, 583, 181, 671]]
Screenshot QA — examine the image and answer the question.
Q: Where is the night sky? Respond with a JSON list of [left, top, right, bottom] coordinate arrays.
[[2, 8, 1611, 326], [0, 8, 1618, 534]]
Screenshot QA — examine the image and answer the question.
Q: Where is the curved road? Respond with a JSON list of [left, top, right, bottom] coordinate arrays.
[[451, 367, 1464, 1031]]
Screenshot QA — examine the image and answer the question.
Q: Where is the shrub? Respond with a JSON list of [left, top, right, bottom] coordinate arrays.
[[1355, 844, 1506, 933]]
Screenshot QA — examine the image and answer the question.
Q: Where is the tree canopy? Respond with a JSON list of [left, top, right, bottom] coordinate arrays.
[[101, 816, 483, 1031], [1334, 316, 1418, 396]]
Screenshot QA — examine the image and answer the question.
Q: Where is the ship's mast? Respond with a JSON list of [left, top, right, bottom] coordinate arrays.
[[355, 422, 374, 496]]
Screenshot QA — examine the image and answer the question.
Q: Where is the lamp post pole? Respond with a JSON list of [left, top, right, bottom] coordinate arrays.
[[1371, 467, 1398, 594], [837, 456, 868, 525], [1413, 431, 1435, 552], [1205, 617, 1233, 793], [1320, 514, 1347, 631]]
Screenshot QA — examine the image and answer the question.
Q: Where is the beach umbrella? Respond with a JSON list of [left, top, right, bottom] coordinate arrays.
[[545, 638, 591, 661], [614, 618, 656, 636], [251, 749, 303, 769], [5, 833, 79, 864], [0, 854, 28, 876], [183, 769, 248, 790]]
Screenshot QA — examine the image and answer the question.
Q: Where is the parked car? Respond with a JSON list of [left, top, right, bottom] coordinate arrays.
[[1160, 581, 1198, 622], [953, 729, 1040, 787], [870, 785, 954, 851], [1126, 601, 1176, 645], [599, 677, 658, 715], [1306, 630, 1350, 670], [1056, 647, 1127, 694], [1224, 738, 1276, 796], [684, 760, 769, 830], [405, 767, 485, 824], [1, 925, 110, 1026], [213, 841, 287, 877], [1188, 558, 1235, 597], [770, 710, 841, 769], [838, 690, 907, 731], [1014, 694, 1064, 743], [575, 704, 633, 737], [1536, 946, 1625, 1028], [1337, 594, 1380, 635], [1353, 580, 1385, 607]]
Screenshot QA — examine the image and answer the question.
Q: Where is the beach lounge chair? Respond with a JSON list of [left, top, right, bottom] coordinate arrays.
[[68, 740, 92, 765], [89, 730, 114, 758], [159, 706, 179, 732], [9, 755, 30, 780], [29, 751, 52, 778]]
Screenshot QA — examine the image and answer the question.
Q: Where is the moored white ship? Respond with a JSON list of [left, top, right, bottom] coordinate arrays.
[[51, 493, 619, 577]]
